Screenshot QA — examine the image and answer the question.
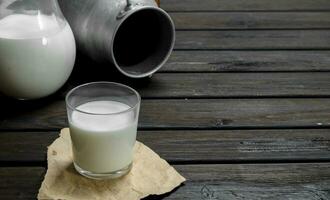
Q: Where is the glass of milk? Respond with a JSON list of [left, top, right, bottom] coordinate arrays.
[[0, 0, 76, 99], [66, 82, 141, 179]]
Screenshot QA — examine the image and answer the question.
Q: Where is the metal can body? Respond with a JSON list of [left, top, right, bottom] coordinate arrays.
[[59, 0, 175, 78]]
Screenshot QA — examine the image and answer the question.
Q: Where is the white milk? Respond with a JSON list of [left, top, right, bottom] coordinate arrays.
[[0, 14, 76, 99], [69, 101, 138, 173]]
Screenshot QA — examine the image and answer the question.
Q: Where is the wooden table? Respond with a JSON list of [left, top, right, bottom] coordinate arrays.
[[1, 0, 330, 199]]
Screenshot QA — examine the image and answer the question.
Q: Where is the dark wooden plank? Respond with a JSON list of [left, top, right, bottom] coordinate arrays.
[[1, 129, 330, 163], [140, 99, 330, 129], [62, 72, 330, 98], [12, 71, 330, 100], [2, 163, 330, 199], [175, 30, 330, 50], [140, 73, 330, 98], [172, 12, 330, 30], [170, 163, 330, 200], [1, 98, 329, 130], [161, 51, 330, 72], [0, 167, 44, 200], [162, 0, 330, 11], [0, 131, 57, 162]]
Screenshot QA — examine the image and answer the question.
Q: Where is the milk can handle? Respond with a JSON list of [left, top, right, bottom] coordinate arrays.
[[117, 0, 141, 19], [125, 0, 132, 8]]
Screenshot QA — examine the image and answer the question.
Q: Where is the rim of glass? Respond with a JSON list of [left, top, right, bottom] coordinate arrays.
[[65, 81, 141, 115]]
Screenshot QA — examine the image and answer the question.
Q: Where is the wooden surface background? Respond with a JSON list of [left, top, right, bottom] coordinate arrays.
[[1, 0, 330, 199]]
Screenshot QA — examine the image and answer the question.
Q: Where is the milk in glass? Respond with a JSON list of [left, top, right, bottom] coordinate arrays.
[[69, 100, 137, 173]]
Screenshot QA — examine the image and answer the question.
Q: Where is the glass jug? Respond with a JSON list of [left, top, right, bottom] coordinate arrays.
[[0, 0, 76, 100]]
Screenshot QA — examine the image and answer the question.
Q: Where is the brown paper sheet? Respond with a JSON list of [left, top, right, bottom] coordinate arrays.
[[38, 128, 186, 200]]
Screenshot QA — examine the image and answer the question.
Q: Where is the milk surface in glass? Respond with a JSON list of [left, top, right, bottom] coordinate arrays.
[[0, 14, 76, 99], [69, 100, 138, 173]]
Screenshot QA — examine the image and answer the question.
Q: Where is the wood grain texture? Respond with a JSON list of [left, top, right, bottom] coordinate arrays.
[[1, 129, 330, 163], [175, 30, 330, 50], [161, 0, 330, 11], [2, 164, 330, 199], [170, 163, 330, 200], [161, 51, 330, 72], [139, 73, 330, 98], [59, 72, 330, 98], [171, 12, 330, 30], [0, 131, 57, 162], [0, 98, 329, 130], [0, 167, 44, 200]]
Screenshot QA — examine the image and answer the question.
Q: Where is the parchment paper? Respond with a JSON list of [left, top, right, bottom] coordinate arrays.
[[38, 128, 186, 200]]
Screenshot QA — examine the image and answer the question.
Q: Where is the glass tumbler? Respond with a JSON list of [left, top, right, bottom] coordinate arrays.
[[66, 82, 140, 179]]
